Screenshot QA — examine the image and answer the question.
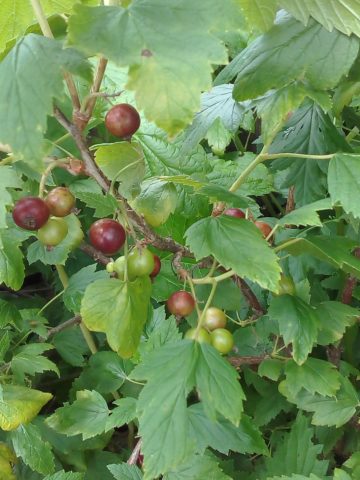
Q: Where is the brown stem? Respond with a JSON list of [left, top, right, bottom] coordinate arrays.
[[127, 439, 142, 465], [39, 315, 82, 341], [235, 277, 265, 317], [228, 355, 267, 368], [83, 57, 108, 120], [285, 186, 295, 214], [79, 243, 111, 265]]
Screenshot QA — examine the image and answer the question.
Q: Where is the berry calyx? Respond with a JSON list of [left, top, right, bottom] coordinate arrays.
[[127, 247, 155, 278], [37, 218, 68, 246], [12, 197, 50, 231], [255, 220, 272, 239], [105, 103, 141, 138], [167, 290, 195, 317], [150, 254, 161, 278], [203, 307, 227, 331], [184, 327, 211, 344], [89, 219, 126, 255], [224, 208, 245, 218], [45, 187, 75, 217], [210, 328, 234, 355]]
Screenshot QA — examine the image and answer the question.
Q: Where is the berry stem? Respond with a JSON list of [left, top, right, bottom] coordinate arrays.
[[194, 280, 217, 340], [38, 159, 70, 198]]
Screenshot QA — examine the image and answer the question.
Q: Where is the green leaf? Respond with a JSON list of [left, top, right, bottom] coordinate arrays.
[[185, 216, 281, 291], [0, 331, 11, 362], [258, 358, 284, 381], [328, 153, 360, 218], [188, 403, 268, 456], [197, 184, 251, 209], [75, 192, 118, 218], [283, 358, 341, 397], [280, 235, 360, 279], [316, 301, 359, 345], [0, 298, 21, 328], [238, 0, 277, 32], [344, 451, 360, 478], [139, 316, 182, 357], [205, 117, 234, 155], [280, 376, 359, 427], [27, 214, 84, 266], [0, 442, 16, 480], [333, 469, 353, 480], [0, 166, 22, 228], [63, 264, 108, 314], [10, 423, 55, 475], [105, 397, 137, 432], [195, 343, 244, 425], [68, 2, 241, 135], [264, 413, 328, 477], [93, 141, 145, 199], [108, 463, 143, 480], [53, 326, 90, 367], [270, 102, 351, 206], [0, 229, 25, 290], [279, 0, 360, 37], [44, 471, 84, 480], [0, 35, 91, 169], [46, 390, 110, 440], [231, 16, 358, 101], [278, 199, 332, 227], [0, 385, 52, 431], [131, 341, 197, 479], [268, 295, 319, 365], [72, 351, 128, 395], [11, 343, 59, 382], [267, 474, 323, 480], [81, 277, 152, 358], [163, 453, 231, 480]]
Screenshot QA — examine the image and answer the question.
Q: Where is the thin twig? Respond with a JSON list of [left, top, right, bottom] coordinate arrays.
[[80, 243, 111, 265], [227, 355, 268, 368], [39, 315, 82, 341], [127, 439, 142, 465], [83, 57, 109, 118]]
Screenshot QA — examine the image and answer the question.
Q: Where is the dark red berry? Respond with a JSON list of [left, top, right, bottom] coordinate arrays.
[[255, 220, 272, 239], [89, 219, 126, 255], [224, 208, 245, 218], [12, 197, 50, 231], [105, 104, 141, 138], [150, 255, 161, 278], [167, 290, 195, 317]]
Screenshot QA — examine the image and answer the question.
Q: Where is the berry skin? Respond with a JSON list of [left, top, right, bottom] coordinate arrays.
[[210, 328, 234, 355], [12, 197, 50, 231], [89, 219, 126, 255], [185, 327, 211, 344], [224, 208, 245, 218], [106, 262, 115, 274], [255, 220, 272, 239], [203, 307, 227, 331], [167, 290, 195, 317], [45, 187, 75, 217], [127, 247, 155, 278], [105, 104, 141, 138], [37, 218, 68, 246], [150, 254, 161, 278]]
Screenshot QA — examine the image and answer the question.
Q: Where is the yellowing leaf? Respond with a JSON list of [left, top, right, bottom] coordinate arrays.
[[0, 442, 16, 480]]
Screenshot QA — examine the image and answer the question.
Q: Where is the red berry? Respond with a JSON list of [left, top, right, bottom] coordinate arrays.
[[255, 220, 272, 239], [150, 255, 161, 278], [12, 197, 50, 231], [105, 104, 141, 138], [167, 290, 195, 317], [89, 219, 126, 255], [45, 187, 75, 217], [224, 208, 245, 218]]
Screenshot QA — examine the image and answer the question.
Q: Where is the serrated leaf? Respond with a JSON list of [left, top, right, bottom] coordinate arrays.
[[68, 2, 242, 135], [75, 192, 119, 218], [0, 298, 21, 328], [81, 277, 151, 358], [108, 463, 143, 480], [316, 301, 359, 345], [46, 390, 109, 440], [0, 442, 16, 480], [283, 358, 341, 397], [53, 326, 89, 367], [131, 341, 197, 479], [27, 214, 84, 266], [0, 331, 11, 362], [139, 316, 182, 357], [333, 470, 353, 480], [328, 153, 360, 218], [163, 453, 231, 480], [279, 0, 360, 37], [278, 199, 332, 227], [105, 397, 137, 432], [0, 166, 22, 228], [63, 264, 108, 313], [344, 452, 360, 478], [188, 403, 268, 456], [94, 141, 145, 199], [11, 343, 59, 382], [205, 117, 234, 155], [268, 295, 319, 365], [264, 413, 328, 477], [44, 471, 84, 480], [0, 35, 91, 168], [185, 216, 281, 291], [10, 423, 55, 475], [280, 376, 359, 427], [0, 385, 52, 431], [238, 0, 277, 32], [0, 229, 25, 290], [267, 474, 323, 480], [231, 16, 358, 101], [195, 343, 244, 425], [258, 358, 283, 381]]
